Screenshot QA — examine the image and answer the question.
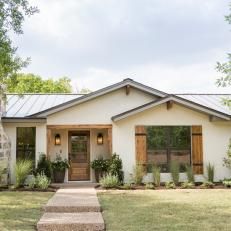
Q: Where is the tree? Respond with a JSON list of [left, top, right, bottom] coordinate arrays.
[[216, 3, 231, 106], [0, 0, 38, 85], [6, 73, 72, 93]]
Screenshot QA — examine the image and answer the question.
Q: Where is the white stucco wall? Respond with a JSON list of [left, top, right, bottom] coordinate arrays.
[[112, 103, 231, 182], [47, 87, 156, 124], [2, 122, 47, 183]]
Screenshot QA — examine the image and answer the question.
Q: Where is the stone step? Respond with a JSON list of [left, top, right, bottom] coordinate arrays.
[[44, 188, 101, 213], [37, 212, 105, 231]]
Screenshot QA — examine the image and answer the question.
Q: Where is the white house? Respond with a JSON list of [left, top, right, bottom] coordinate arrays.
[[1, 78, 231, 183]]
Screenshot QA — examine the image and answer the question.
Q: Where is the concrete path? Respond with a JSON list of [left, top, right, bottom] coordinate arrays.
[[37, 186, 105, 231]]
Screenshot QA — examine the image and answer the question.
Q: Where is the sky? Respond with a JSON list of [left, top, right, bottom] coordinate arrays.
[[13, 0, 231, 93]]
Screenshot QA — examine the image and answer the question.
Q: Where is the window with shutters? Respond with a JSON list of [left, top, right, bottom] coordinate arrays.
[[146, 126, 191, 172]]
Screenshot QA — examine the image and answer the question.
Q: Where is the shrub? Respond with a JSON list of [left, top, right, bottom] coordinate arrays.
[[152, 164, 161, 187], [223, 179, 231, 188], [133, 164, 144, 185], [15, 159, 33, 188], [36, 172, 50, 190], [223, 138, 231, 168], [185, 165, 194, 183], [145, 183, 155, 189], [200, 181, 215, 189], [108, 154, 124, 183], [170, 161, 180, 185], [165, 181, 176, 189], [181, 181, 195, 189], [206, 163, 215, 183], [100, 173, 120, 189], [35, 153, 52, 179], [91, 157, 109, 172]]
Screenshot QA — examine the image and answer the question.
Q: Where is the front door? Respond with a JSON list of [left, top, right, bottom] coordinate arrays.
[[68, 131, 90, 181]]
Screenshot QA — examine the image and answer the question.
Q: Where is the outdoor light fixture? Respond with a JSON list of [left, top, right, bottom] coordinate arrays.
[[97, 133, 103, 145], [55, 134, 61, 145]]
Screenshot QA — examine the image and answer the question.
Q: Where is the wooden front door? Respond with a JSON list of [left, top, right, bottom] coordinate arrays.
[[68, 131, 90, 181]]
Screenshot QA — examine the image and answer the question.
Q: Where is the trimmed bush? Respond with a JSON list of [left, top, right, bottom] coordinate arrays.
[[108, 154, 124, 183], [100, 173, 120, 189], [145, 183, 155, 189], [223, 179, 231, 188], [15, 159, 33, 188], [200, 181, 215, 189], [35, 153, 52, 179]]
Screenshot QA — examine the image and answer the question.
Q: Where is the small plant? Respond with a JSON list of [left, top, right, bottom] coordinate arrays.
[[206, 163, 215, 183], [165, 181, 176, 189], [108, 154, 124, 183], [91, 157, 109, 182], [36, 172, 51, 190], [51, 155, 70, 171], [223, 178, 231, 188], [181, 181, 195, 189], [152, 164, 161, 187], [200, 181, 215, 189], [35, 153, 52, 179], [133, 164, 144, 185], [170, 161, 180, 185], [100, 173, 120, 189], [15, 159, 33, 188], [145, 182, 155, 189], [223, 138, 231, 168], [185, 165, 194, 183]]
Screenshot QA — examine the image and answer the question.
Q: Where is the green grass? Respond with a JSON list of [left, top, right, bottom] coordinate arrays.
[[0, 191, 54, 231], [98, 189, 231, 231]]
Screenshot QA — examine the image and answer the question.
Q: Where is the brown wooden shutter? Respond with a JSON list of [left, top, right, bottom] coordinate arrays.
[[192, 126, 203, 174], [135, 126, 147, 164]]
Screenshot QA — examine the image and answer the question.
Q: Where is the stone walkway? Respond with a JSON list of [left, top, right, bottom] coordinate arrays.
[[37, 185, 105, 231]]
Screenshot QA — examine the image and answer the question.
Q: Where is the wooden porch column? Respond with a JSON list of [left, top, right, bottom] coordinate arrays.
[[108, 128, 112, 154], [47, 127, 52, 159]]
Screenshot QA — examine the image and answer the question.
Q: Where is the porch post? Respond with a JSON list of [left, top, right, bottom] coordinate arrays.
[[47, 127, 52, 159], [108, 128, 112, 154]]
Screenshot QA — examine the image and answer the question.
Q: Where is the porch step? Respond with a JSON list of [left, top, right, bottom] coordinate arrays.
[[44, 188, 101, 213], [37, 212, 105, 231]]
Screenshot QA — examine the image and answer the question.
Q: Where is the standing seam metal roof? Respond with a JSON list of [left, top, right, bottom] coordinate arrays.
[[3, 93, 231, 118]]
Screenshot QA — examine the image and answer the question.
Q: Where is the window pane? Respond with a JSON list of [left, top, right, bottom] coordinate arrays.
[[16, 127, 36, 166], [146, 126, 191, 172]]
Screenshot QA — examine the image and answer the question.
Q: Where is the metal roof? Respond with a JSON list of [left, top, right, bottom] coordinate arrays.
[[176, 94, 231, 116], [3, 93, 231, 119], [4, 94, 84, 117]]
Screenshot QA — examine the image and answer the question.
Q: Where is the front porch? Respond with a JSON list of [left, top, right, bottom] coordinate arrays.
[[46, 125, 112, 182]]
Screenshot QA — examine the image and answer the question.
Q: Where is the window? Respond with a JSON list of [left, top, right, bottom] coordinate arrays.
[[16, 127, 36, 164], [146, 126, 191, 172]]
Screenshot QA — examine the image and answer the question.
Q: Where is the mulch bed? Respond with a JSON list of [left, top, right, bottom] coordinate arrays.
[[96, 183, 230, 190], [0, 185, 59, 192]]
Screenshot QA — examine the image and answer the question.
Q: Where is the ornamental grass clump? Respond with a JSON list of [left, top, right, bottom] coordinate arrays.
[[152, 164, 161, 187], [15, 159, 33, 188], [36, 172, 50, 190], [170, 161, 180, 186], [206, 163, 215, 183], [185, 165, 194, 183], [133, 164, 144, 185], [100, 173, 119, 189]]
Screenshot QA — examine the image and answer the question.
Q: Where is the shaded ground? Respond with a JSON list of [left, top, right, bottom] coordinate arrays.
[[98, 189, 231, 231], [0, 191, 54, 231]]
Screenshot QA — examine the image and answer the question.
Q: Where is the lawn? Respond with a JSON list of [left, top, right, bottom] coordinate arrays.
[[98, 189, 231, 231], [0, 191, 54, 231]]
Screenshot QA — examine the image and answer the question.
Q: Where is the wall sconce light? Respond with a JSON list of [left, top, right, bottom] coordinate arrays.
[[55, 134, 61, 145], [97, 133, 103, 145]]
